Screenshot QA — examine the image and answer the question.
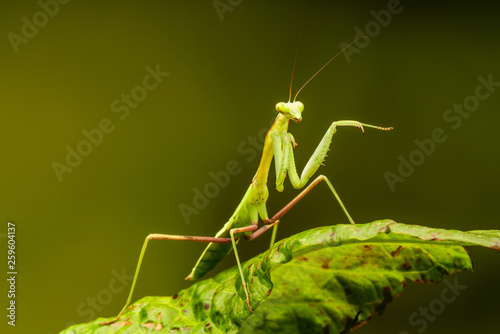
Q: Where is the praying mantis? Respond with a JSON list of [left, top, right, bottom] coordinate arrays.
[[105, 39, 392, 323]]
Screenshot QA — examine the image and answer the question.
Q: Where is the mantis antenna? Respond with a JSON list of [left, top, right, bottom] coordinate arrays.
[[288, 35, 302, 102], [293, 36, 368, 102]]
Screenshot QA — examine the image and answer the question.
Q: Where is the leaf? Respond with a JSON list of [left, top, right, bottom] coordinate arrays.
[[238, 243, 468, 333], [60, 220, 500, 333]]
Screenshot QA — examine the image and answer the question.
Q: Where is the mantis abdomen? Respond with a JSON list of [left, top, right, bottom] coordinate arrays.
[[185, 186, 255, 280]]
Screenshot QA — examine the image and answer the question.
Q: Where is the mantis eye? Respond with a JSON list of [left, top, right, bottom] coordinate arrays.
[[275, 102, 288, 113], [295, 101, 304, 113]]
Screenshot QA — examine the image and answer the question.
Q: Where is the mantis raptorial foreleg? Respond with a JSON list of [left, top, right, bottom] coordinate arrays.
[[273, 120, 392, 227]]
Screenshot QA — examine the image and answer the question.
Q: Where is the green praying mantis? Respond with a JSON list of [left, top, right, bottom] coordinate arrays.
[[105, 39, 392, 323]]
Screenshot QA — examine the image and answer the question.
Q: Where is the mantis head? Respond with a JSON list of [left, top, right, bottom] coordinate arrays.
[[275, 101, 304, 123], [278, 37, 366, 124]]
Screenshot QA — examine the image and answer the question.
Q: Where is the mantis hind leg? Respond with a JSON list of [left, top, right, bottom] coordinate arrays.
[[273, 174, 354, 224], [100, 233, 233, 325], [266, 174, 354, 248]]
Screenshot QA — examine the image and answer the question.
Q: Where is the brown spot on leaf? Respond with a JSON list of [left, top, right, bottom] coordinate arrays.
[[401, 262, 412, 270], [142, 322, 155, 328], [391, 245, 404, 257], [110, 319, 133, 327], [173, 294, 178, 299], [204, 303, 210, 310]]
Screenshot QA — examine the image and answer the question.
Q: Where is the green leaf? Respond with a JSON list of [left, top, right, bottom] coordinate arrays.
[[61, 220, 500, 333]]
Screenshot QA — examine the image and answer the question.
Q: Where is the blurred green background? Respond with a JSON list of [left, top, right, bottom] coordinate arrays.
[[1, 1, 499, 333]]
